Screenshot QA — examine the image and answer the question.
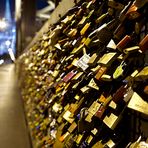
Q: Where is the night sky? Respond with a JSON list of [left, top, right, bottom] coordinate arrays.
[[0, 0, 15, 19], [37, 0, 49, 9], [0, 0, 49, 19]]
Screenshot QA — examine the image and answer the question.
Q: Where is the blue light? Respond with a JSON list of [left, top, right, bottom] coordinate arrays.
[[0, 0, 16, 61]]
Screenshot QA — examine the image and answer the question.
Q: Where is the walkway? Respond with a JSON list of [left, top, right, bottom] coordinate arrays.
[[0, 64, 31, 148]]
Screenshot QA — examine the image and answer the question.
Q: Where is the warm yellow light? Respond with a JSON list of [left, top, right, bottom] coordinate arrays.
[[0, 19, 7, 30]]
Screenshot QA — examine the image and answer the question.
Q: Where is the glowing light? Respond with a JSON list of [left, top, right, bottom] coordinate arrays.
[[0, 0, 16, 58], [8, 48, 15, 61], [5, 40, 11, 46], [0, 59, 4, 65], [0, 19, 7, 30], [12, 29, 16, 33]]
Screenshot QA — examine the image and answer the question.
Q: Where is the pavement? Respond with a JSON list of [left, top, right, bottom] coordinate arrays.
[[0, 64, 31, 148]]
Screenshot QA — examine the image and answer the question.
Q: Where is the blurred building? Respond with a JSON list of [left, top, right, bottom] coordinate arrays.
[[0, 0, 16, 61]]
